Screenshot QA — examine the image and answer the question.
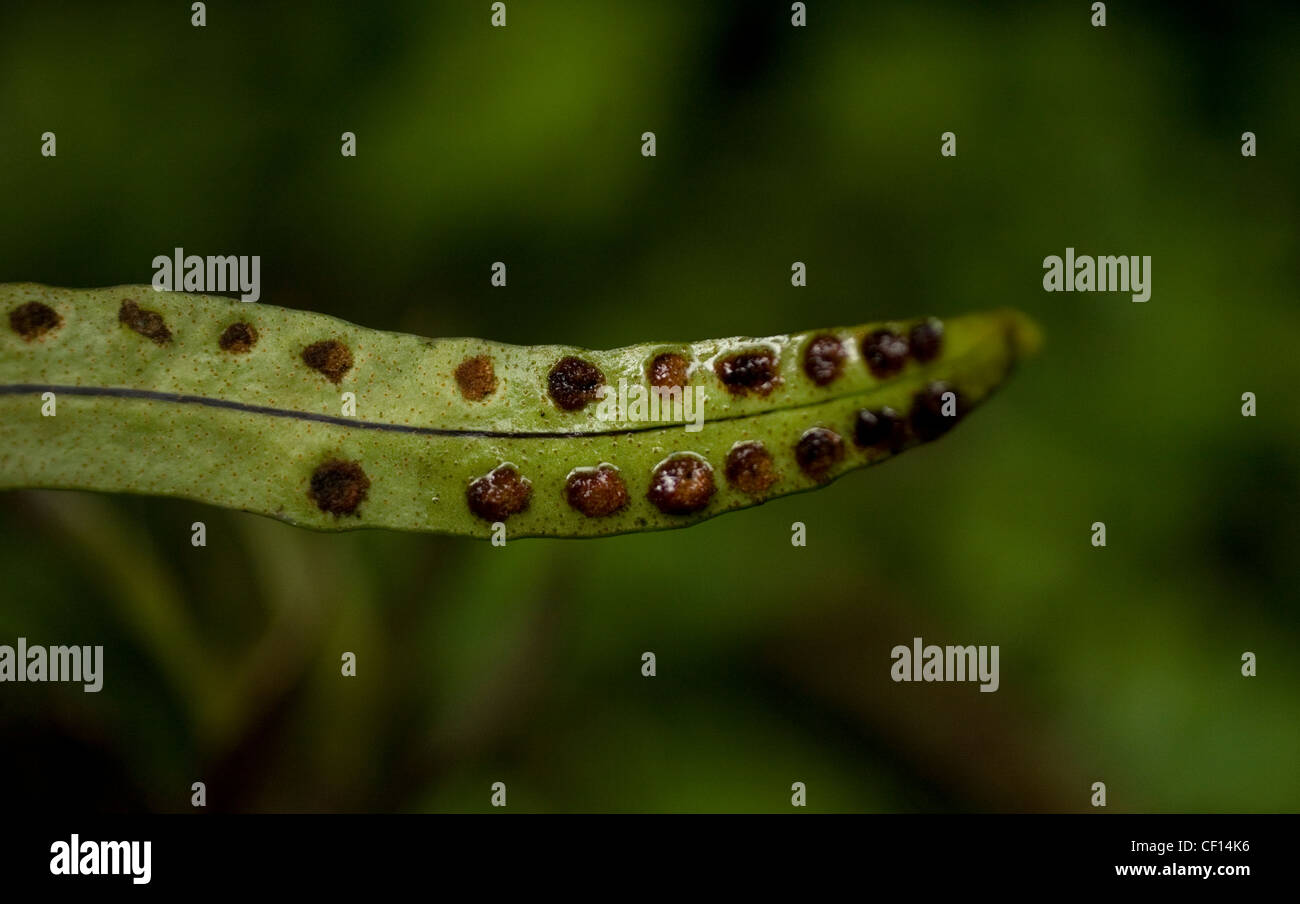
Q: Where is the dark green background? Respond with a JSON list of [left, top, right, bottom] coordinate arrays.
[[1, 1, 1296, 812]]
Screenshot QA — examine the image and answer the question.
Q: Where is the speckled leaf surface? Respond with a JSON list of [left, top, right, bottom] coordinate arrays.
[[1, 284, 1041, 538]]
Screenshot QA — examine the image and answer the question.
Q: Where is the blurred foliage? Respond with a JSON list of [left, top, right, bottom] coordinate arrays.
[[1, 0, 1297, 812]]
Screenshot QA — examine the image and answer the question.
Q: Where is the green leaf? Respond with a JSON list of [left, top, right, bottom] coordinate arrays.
[[1, 284, 1041, 538]]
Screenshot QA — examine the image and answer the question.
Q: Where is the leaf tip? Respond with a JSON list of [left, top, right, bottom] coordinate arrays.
[[1002, 309, 1044, 360]]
